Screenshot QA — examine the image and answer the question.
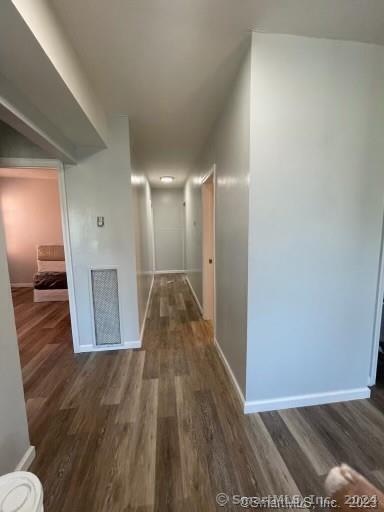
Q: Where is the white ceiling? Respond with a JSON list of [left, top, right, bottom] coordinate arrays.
[[51, 0, 384, 186]]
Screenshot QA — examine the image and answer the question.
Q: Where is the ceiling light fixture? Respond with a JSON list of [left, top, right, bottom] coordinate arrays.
[[160, 176, 175, 183]]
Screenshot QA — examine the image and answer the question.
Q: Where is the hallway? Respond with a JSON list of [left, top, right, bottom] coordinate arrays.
[[16, 275, 384, 510]]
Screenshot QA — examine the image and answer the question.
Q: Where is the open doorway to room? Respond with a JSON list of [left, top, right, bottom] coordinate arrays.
[[0, 164, 77, 418], [373, 294, 384, 388], [371, 221, 384, 390], [201, 166, 215, 330]]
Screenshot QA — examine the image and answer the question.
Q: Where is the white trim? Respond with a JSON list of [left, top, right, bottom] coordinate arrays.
[[214, 337, 245, 407], [11, 283, 33, 288], [76, 340, 141, 353], [212, 165, 216, 336], [154, 269, 185, 275], [185, 275, 203, 315], [140, 275, 154, 341], [57, 161, 81, 354], [150, 197, 156, 273], [201, 165, 215, 185], [213, 337, 370, 415], [15, 446, 36, 471], [201, 164, 216, 325], [0, 84, 77, 164], [0, 158, 80, 355], [244, 387, 371, 414]]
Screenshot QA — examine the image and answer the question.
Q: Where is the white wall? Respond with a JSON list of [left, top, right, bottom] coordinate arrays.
[[65, 115, 140, 348], [0, 175, 63, 284], [152, 188, 185, 272], [184, 176, 203, 305], [0, 215, 30, 474], [246, 33, 384, 407], [184, 46, 251, 393], [209, 48, 251, 394], [132, 174, 154, 331]]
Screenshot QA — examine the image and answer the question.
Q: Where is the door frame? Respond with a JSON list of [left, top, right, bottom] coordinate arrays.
[[369, 211, 384, 385], [0, 157, 80, 353], [201, 164, 216, 333]]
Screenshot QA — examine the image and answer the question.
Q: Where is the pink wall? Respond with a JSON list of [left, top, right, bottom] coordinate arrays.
[[0, 176, 63, 284]]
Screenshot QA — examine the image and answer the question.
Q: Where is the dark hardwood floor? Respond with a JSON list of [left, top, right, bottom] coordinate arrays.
[[11, 277, 384, 511]]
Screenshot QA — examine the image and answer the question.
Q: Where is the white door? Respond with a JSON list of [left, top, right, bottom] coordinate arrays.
[[202, 176, 214, 320]]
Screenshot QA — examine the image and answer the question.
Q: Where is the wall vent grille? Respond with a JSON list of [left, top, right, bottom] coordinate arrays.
[[91, 268, 121, 345]]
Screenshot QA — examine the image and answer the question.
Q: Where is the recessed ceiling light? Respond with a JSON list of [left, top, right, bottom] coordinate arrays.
[[160, 176, 174, 183]]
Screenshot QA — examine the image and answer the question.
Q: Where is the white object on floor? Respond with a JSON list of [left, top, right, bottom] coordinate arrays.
[[0, 471, 43, 511]]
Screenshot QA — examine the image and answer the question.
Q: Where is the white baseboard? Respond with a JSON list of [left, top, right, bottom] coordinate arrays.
[[213, 338, 370, 415], [244, 387, 371, 414], [140, 276, 154, 341], [11, 283, 33, 288], [154, 270, 185, 274], [75, 340, 141, 353], [214, 337, 245, 407], [185, 276, 203, 315], [15, 446, 36, 471]]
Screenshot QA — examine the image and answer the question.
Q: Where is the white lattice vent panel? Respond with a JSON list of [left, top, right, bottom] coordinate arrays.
[[91, 268, 122, 345]]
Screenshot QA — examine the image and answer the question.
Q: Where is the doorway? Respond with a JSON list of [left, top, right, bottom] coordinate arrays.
[[0, 162, 79, 430], [0, 159, 79, 354], [370, 213, 384, 388], [202, 166, 215, 326], [152, 187, 185, 274]]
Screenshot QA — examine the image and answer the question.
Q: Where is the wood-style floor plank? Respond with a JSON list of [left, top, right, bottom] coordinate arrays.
[[10, 280, 384, 511], [279, 408, 338, 476]]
